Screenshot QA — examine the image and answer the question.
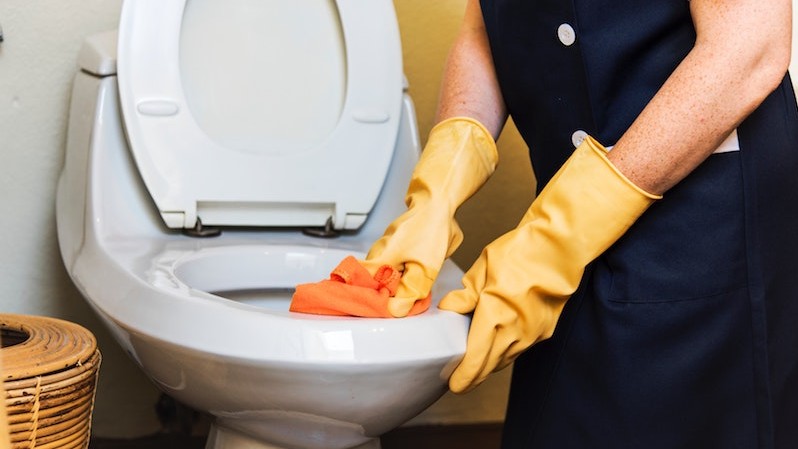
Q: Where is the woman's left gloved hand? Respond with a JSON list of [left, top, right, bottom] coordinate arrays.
[[439, 136, 661, 393], [362, 118, 498, 317]]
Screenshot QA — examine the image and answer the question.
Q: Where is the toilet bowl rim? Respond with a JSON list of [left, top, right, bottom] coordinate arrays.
[[76, 236, 470, 364]]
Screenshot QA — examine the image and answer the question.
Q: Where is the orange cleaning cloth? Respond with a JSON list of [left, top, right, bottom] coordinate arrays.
[[290, 256, 431, 317]]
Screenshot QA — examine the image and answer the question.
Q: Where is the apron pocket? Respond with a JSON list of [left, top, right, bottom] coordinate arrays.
[[601, 151, 747, 303]]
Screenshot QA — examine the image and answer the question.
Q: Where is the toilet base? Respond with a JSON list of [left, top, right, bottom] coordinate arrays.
[[205, 423, 382, 449]]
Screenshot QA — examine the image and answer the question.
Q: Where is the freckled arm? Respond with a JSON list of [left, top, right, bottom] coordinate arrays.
[[608, 0, 792, 195]]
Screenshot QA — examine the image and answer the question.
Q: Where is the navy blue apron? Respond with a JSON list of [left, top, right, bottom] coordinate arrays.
[[480, 1, 798, 448]]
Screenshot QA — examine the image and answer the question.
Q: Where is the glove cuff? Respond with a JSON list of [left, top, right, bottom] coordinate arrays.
[[428, 117, 499, 174], [582, 137, 662, 200]]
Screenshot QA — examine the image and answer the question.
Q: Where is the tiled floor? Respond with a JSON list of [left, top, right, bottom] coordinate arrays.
[[89, 424, 503, 449]]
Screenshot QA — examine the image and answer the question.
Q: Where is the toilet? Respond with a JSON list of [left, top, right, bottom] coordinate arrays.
[[55, 1, 469, 448]]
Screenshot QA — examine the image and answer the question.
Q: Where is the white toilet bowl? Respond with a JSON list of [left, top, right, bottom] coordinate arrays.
[[121, 245, 466, 449], [55, 2, 470, 448]]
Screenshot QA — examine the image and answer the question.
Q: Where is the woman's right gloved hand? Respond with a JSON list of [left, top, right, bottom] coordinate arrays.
[[362, 117, 498, 317], [440, 136, 661, 393]]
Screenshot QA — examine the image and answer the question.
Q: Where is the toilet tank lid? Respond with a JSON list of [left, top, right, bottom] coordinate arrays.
[[77, 30, 118, 77]]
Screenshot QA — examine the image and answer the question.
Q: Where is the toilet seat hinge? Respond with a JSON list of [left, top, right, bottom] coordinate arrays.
[[182, 218, 222, 238], [303, 217, 339, 238]]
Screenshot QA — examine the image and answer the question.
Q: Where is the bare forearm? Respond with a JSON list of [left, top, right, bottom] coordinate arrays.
[[436, 0, 507, 139], [609, 0, 791, 195]]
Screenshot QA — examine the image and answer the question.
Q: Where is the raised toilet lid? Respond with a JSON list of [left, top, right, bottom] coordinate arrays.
[[117, 0, 403, 230]]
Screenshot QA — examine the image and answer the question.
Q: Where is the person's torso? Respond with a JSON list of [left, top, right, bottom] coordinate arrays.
[[481, 0, 695, 188]]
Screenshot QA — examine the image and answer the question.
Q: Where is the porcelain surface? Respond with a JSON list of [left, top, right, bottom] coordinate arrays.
[[57, 33, 469, 449]]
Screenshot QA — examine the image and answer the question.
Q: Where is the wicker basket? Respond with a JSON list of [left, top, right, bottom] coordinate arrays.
[[1, 314, 101, 449]]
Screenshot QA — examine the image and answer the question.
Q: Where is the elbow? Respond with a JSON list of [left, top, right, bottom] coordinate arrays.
[[690, 0, 792, 107], [747, 32, 792, 102], [755, 43, 791, 96]]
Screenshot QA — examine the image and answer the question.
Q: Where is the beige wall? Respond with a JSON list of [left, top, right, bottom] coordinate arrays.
[[393, 0, 538, 303], [0, 0, 163, 438], [394, 1, 536, 267], [0, 0, 533, 438], [394, 0, 535, 427]]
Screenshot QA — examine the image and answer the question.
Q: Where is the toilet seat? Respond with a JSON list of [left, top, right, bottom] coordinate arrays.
[[117, 0, 403, 231]]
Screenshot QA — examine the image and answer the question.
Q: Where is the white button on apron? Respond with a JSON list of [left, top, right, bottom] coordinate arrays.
[[571, 129, 588, 147], [558, 23, 576, 46]]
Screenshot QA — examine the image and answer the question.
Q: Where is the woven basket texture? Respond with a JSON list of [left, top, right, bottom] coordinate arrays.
[[1, 314, 101, 449]]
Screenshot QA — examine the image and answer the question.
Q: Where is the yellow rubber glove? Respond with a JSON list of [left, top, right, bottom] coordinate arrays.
[[439, 136, 661, 393], [363, 117, 498, 317]]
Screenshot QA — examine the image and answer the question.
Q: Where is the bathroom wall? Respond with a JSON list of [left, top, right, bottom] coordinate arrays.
[[0, 0, 527, 438], [0, 0, 163, 437]]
